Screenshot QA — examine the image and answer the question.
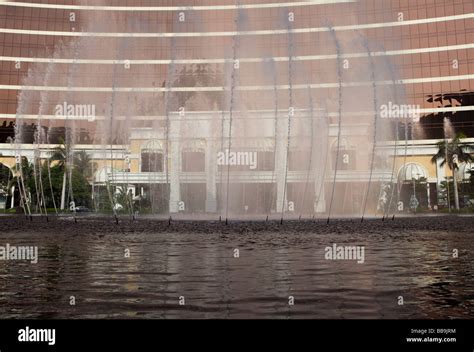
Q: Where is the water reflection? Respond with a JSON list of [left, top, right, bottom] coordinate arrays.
[[0, 227, 472, 318]]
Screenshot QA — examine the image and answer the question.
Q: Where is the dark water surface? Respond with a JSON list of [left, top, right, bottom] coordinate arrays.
[[0, 216, 472, 319]]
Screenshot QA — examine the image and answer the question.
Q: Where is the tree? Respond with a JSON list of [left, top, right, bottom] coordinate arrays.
[[9, 157, 35, 212], [70, 168, 92, 208], [49, 137, 69, 210], [114, 186, 134, 214], [0, 163, 12, 209], [0, 163, 11, 195], [49, 140, 95, 210], [431, 132, 473, 210], [74, 150, 97, 180], [41, 162, 63, 210]]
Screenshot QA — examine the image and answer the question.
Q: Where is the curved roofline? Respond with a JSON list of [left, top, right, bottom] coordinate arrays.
[[0, 0, 355, 11]]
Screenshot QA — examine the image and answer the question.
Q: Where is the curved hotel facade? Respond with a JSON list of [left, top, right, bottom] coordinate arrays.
[[0, 0, 473, 215]]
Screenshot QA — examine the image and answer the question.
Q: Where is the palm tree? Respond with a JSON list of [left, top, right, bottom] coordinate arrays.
[[0, 163, 11, 195], [74, 150, 96, 179], [0, 163, 13, 210], [431, 132, 473, 209], [9, 157, 34, 213], [49, 137, 69, 210]]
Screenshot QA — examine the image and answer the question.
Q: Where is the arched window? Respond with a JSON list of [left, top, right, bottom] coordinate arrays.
[[398, 163, 428, 182], [141, 140, 164, 172]]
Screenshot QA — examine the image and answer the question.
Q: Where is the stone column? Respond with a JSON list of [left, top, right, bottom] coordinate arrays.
[[169, 113, 181, 213]]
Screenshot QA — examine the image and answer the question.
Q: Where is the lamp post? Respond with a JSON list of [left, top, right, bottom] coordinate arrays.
[[410, 171, 421, 213], [412, 172, 420, 198]]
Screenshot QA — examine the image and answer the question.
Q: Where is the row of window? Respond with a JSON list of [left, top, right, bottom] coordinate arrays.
[[0, 0, 472, 33], [1, 53, 473, 87], [140, 150, 357, 172], [0, 23, 473, 57]]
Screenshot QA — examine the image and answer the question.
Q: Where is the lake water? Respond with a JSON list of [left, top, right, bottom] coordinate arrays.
[[0, 218, 472, 319]]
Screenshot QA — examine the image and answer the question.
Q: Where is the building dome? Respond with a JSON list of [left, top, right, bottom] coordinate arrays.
[[398, 163, 428, 182]]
